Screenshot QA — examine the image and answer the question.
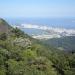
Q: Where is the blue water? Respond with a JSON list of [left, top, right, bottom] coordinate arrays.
[[21, 28, 49, 35], [6, 17, 75, 29]]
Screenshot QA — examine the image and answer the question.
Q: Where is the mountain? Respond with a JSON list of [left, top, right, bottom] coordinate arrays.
[[0, 18, 11, 33], [41, 36, 75, 51], [0, 19, 58, 75], [0, 19, 75, 75]]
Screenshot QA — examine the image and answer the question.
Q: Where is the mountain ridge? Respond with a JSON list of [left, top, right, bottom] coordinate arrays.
[[0, 18, 11, 33]]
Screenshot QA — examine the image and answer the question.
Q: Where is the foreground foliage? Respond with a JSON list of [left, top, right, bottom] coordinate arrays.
[[0, 26, 75, 75]]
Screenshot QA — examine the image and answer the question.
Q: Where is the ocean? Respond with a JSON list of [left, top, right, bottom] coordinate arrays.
[[6, 17, 75, 29]]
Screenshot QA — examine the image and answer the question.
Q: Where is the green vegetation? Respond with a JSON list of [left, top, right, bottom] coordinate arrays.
[[0, 19, 75, 75], [42, 36, 75, 51]]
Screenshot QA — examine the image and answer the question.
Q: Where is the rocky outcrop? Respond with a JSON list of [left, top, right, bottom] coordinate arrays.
[[13, 37, 31, 48]]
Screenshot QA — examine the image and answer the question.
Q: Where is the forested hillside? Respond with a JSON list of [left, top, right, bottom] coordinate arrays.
[[0, 19, 75, 75], [42, 36, 75, 52]]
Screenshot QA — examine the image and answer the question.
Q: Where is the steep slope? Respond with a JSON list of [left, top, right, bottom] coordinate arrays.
[[0, 19, 58, 75], [0, 18, 11, 33], [0, 19, 75, 75], [42, 36, 75, 51]]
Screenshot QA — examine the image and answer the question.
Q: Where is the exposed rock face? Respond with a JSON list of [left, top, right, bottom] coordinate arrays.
[[13, 37, 31, 48], [0, 18, 10, 33]]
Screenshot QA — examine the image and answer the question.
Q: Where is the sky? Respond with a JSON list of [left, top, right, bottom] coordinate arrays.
[[0, 0, 75, 18]]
